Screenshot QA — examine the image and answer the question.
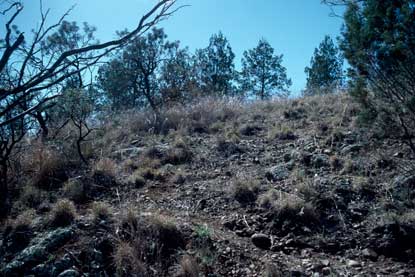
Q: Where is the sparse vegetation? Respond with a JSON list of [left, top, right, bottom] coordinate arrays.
[[232, 178, 260, 206], [2, 0, 415, 276], [179, 255, 200, 277], [91, 201, 112, 223], [63, 179, 86, 203], [49, 199, 77, 227]]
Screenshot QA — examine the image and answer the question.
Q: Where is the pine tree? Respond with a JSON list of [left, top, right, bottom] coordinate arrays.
[[340, 0, 415, 156], [195, 32, 236, 96], [240, 39, 291, 99], [304, 35, 343, 95]]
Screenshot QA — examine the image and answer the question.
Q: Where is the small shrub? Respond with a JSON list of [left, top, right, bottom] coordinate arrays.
[[343, 159, 355, 174], [92, 158, 118, 187], [94, 158, 117, 177], [19, 185, 42, 208], [239, 123, 262, 136], [91, 201, 112, 223], [127, 171, 146, 188], [135, 167, 164, 181], [63, 179, 86, 203], [232, 179, 260, 206], [283, 107, 306, 120], [144, 146, 165, 160], [164, 139, 192, 165], [258, 190, 319, 235], [114, 241, 147, 277], [179, 255, 200, 277], [12, 209, 35, 230], [258, 189, 280, 209], [192, 224, 216, 268], [30, 146, 68, 190], [209, 122, 224, 133], [216, 137, 243, 157], [117, 211, 184, 268], [264, 263, 282, 277], [50, 199, 76, 227], [118, 209, 141, 239], [330, 155, 343, 171], [148, 214, 185, 254], [295, 181, 318, 202], [269, 125, 297, 141], [2, 210, 35, 254], [316, 122, 330, 135], [138, 156, 162, 169]]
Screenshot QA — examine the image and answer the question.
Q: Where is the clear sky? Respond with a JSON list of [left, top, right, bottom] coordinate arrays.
[[3, 0, 344, 95]]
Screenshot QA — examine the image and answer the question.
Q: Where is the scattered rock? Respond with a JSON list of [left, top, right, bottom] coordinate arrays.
[[346, 259, 361, 267], [251, 233, 271, 250], [311, 154, 330, 168], [362, 248, 378, 261], [322, 267, 331, 276], [1, 228, 74, 276], [265, 164, 290, 181], [370, 223, 415, 259], [58, 269, 80, 277], [341, 144, 362, 155], [239, 124, 262, 136]]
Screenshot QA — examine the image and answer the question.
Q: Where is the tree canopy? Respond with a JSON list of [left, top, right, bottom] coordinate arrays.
[[241, 39, 291, 99], [304, 35, 344, 95]]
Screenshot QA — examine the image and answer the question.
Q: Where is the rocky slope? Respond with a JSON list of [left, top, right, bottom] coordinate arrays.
[[1, 94, 415, 276]]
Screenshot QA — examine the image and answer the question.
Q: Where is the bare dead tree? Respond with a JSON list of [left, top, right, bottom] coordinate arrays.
[[321, 0, 364, 17], [0, 0, 181, 217]]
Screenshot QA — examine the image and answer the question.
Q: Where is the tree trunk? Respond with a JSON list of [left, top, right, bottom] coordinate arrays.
[[34, 111, 49, 140], [76, 137, 88, 165], [0, 160, 9, 218]]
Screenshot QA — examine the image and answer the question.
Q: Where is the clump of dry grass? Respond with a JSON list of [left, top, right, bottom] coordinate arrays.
[[268, 124, 297, 141], [92, 158, 118, 187], [232, 178, 260, 206], [10, 209, 35, 230], [238, 123, 262, 136], [63, 178, 86, 203], [27, 145, 69, 190], [179, 255, 200, 277], [2, 210, 35, 253], [94, 158, 118, 177], [330, 155, 343, 171], [127, 171, 146, 188], [114, 241, 147, 277], [258, 189, 319, 233], [91, 201, 112, 223], [49, 199, 77, 227], [163, 137, 192, 165], [134, 167, 164, 182], [115, 209, 186, 273], [19, 185, 42, 208], [263, 263, 282, 277]]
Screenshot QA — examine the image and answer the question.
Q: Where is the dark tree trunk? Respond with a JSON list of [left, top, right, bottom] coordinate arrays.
[[0, 160, 9, 218], [34, 111, 49, 140]]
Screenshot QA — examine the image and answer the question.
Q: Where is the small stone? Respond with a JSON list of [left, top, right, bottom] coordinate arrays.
[[58, 269, 80, 277], [322, 267, 331, 276], [265, 165, 290, 181], [347, 260, 361, 267], [321, 259, 330, 267], [251, 233, 271, 250], [311, 154, 330, 168], [362, 248, 378, 261], [341, 144, 362, 155]]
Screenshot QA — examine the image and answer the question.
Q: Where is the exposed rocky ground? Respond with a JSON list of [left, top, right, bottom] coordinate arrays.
[[1, 94, 415, 276]]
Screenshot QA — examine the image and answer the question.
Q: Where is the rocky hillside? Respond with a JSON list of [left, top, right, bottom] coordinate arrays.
[[1, 94, 415, 276]]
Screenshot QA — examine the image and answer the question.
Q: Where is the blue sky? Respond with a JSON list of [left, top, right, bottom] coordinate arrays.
[[4, 0, 344, 94]]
